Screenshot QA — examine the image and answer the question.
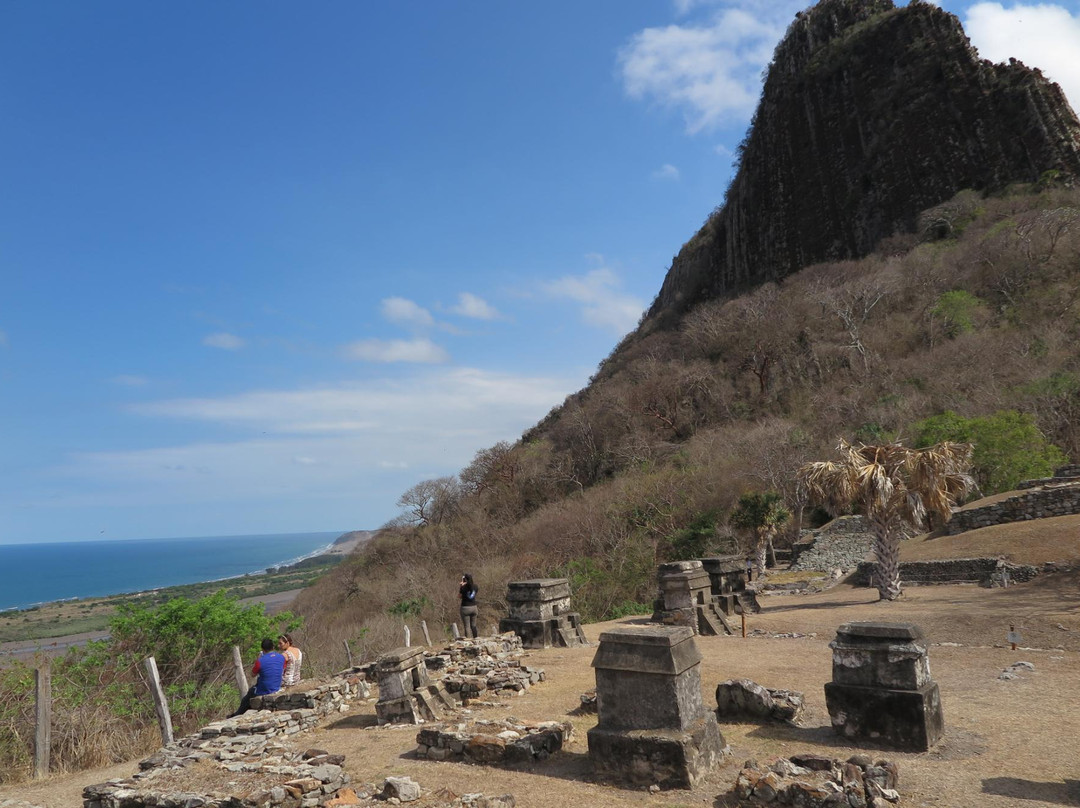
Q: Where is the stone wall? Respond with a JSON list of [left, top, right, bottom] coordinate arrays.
[[253, 675, 369, 715], [946, 483, 1080, 534], [850, 558, 1042, 587]]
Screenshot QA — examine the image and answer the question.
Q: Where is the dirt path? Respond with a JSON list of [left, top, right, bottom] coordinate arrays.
[[5, 578, 1079, 807]]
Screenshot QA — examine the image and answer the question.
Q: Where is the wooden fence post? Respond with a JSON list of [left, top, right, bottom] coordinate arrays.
[[144, 656, 174, 746], [34, 664, 51, 779], [231, 646, 249, 695], [343, 639, 354, 668], [420, 620, 432, 646]]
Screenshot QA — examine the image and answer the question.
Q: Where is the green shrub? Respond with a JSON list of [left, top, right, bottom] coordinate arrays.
[[930, 290, 983, 337], [388, 596, 430, 618], [913, 410, 1066, 493]]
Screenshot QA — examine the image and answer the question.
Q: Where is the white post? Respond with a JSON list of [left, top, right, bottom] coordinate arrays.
[[451, 623, 460, 639], [420, 620, 432, 646], [343, 639, 354, 668], [144, 656, 174, 746], [404, 624, 411, 647], [231, 646, 249, 695]]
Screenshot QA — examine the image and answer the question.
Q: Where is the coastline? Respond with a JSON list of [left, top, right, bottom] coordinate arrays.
[[0, 531, 372, 660]]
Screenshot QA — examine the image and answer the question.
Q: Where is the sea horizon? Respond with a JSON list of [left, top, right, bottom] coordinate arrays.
[[0, 530, 345, 611]]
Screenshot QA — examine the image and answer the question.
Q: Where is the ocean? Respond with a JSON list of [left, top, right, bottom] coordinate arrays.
[[0, 531, 342, 611]]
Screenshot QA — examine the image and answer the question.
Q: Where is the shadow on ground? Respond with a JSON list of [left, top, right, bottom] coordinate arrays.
[[982, 777, 1080, 805], [324, 714, 380, 729]]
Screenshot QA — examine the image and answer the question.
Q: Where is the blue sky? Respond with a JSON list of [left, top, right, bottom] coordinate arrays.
[[2, 0, 1078, 544]]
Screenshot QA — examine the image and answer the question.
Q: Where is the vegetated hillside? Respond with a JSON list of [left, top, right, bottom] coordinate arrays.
[[294, 181, 1080, 672], [647, 0, 1080, 325], [290, 0, 1080, 673]]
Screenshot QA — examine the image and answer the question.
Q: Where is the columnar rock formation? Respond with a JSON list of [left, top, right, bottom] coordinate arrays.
[[647, 0, 1080, 323]]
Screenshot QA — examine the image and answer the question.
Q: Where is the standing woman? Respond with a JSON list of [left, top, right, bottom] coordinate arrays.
[[459, 573, 479, 639]]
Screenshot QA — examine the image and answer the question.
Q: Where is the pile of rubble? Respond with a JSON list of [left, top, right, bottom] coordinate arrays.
[[84, 745, 352, 808], [425, 634, 545, 701], [732, 754, 900, 807], [321, 777, 515, 808], [82, 673, 375, 808], [415, 719, 573, 764]]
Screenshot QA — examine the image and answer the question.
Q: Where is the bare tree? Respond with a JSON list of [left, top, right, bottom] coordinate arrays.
[[395, 476, 461, 527]]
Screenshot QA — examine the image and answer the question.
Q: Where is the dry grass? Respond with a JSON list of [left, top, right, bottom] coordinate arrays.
[[903, 513, 1080, 564], [9, 574, 1080, 808]]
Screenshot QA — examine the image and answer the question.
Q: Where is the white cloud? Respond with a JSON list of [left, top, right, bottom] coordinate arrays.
[[51, 368, 582, 508], [964, 3, 1080, 110], [381, 297, 435, 328], [619, 3, 803, 133], [543, 267, 645, 336], [342, 338, 449, 363], [652, 163, 682, 181], [202, 332, 246, 350], [450, 292, 500, 320], [111, 375, 149, 387]]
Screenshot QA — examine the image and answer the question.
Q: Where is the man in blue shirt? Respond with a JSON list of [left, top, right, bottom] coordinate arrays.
[[230, 638, 285, 716]]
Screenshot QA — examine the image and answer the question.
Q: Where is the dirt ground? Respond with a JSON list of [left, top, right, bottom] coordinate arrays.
[[6, 575, 1080, 808]]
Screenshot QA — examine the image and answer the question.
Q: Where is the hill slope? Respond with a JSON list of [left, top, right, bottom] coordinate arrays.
[[291, 0, 1080, 668]]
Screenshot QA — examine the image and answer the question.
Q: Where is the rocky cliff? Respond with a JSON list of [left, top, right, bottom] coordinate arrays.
[[646, 0, 1080, 323]]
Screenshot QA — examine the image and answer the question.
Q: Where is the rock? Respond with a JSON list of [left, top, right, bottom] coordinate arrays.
[[790, 753, 836, 772], [717, 679, 805, 723], [324, 788, 361, 806], [383, 776, 421, 803], [466, 734, 507, 763]]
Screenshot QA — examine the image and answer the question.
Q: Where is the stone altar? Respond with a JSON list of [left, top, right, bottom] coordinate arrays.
[[652, 560, 732, 635], [374, 646, 456, 725], [587, 626, 725, 789], [498, 578, 587, 648], [824, 622, 944, 751]]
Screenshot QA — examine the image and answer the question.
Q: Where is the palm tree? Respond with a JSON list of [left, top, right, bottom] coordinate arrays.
[[730, 491, 791, 578], [799, 440, 974, 601]]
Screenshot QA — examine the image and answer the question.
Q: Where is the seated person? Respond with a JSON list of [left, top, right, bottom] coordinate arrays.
[[278, 633, 303, 687], [230, 638, 285, 716]]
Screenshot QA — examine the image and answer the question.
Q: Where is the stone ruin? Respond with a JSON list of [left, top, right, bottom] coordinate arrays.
[[424, 633, 545, 703], [416, 718, 573, 764], [731, 754, 901, 807], [652, 560, 735, 635], [497, 578, 587, 648], [700, 556, 761, 614], [824, 622, 943, 752], [586, 625, 725, 789], [374, 645, 456, 725]]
